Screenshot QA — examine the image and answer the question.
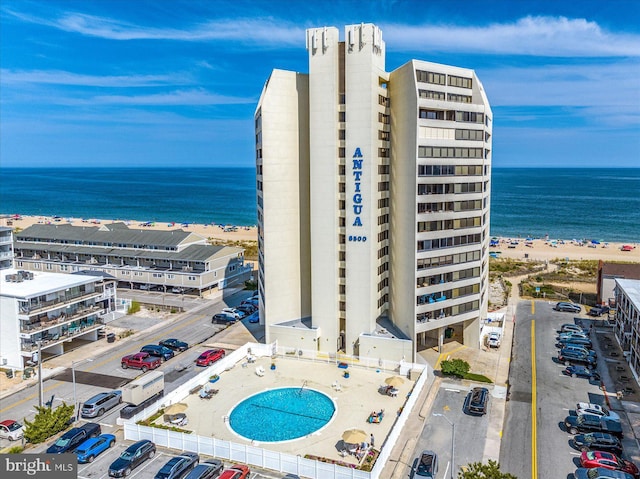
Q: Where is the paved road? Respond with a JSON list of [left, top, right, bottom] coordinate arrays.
[[501, 300, 639, 479]]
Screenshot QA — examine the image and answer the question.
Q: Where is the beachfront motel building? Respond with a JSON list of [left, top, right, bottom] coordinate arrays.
[[255, 23, 492, 362]]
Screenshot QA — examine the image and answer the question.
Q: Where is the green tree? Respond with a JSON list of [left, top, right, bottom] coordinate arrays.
[[23, 403, 74, 444], [459, 460, 517, 479], [440, 358, 470, 378]]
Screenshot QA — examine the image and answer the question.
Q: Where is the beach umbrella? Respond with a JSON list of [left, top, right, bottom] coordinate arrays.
[[591, 240, 600, 245], [165, 403, 188, 415], [342, 428, 368, 444], [384, 376, 405, 387]]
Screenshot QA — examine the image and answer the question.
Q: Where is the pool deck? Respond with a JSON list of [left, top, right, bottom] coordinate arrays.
[[156, 354, 416, 467]]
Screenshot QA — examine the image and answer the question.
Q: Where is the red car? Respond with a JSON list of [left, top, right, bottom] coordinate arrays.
[[195, 349, 225, 367], [580, 450, 639, 477], [219, 464, 250, 479]]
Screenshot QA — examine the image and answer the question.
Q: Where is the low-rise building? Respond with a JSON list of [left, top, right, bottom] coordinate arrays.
[[0, 268, 117, 370], [13, 223, 250, 295], [0, 226, 13, 270], [613, 278, 640, 381]]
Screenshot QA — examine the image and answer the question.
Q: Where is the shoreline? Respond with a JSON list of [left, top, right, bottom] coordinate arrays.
[[2, 214, 639, 263]]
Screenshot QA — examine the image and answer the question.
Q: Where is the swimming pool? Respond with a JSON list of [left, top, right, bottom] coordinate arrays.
[[229, 387, 336, 442]]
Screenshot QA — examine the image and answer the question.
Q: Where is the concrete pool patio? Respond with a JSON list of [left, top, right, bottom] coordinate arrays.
[[124, 342, 430, 476]]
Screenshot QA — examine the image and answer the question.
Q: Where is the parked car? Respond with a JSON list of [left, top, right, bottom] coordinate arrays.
[[558, 350, 597, 368], [0, 419, 24, 441], [563, 366, 600, 381], [487, 333, 501, 348], [557, 337, 593, 349], [561, 345, 597, 360], [81, 390, 122, 418], [236, 304, 256, 315], [172, 287, 186, 294], [580, 451, 639, 478], [589, 306, 611, 317], [184, 459, 224, 479], [221, 308, 244, 319], [576, 403, 621, 421], [212, 313, 238, 324], [573, 433, 623, 455], [195, 349, 225, 367], [555, 302, 582, 313], [75, 434, 116, 463], [140, 344, 175, 361], [108, 439, 156, 477], [121, 352, 162, 372], [219, 465, 250, 479], [46, 422, 101, 454], [561, 323, 589, 334], [155, 452, 200, 479], [564, 414, 623, 439], [248, 313, 260, 324], [415, 450, 438, 477], [463, 387, 489, 416], [574, 466, 634, 479], [557, 332, 589, 341], [241, 298, 259, 307], [159, 339, 189, 352]]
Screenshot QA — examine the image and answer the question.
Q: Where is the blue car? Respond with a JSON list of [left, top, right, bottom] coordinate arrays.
[[75, 434, 116, 463]]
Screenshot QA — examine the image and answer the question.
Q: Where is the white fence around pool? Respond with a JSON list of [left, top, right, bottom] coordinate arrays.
[[122, 341, 430, 479]]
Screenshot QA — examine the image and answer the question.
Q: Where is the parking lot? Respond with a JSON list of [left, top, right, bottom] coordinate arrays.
[[76, 441, 276, 479]]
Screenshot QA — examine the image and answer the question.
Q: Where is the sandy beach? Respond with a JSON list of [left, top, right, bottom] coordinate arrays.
[[2, 214, 639, 263]]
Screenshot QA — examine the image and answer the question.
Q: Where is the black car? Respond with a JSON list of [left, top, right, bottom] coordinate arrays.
[[108, 439, 156, 477], [555, 302, 582, 313], [184, 459, 223, 479], [573, 432, 624, 455], [159, 339, 189, 352], [155, 452, 199, 479], [589, 306, 610, 317], [212, 313, 238, 324], [236, 304, 256, 315], [563, 365, 600, 380], [140, 344, 175, 361], [46, 422, 101, 454], [558, 350, 597, 367], [463, 387, 489, 416], [564, 414, 623, 439]]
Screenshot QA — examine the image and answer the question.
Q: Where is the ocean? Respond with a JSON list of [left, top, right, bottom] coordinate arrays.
[[1, 167, 639, 243]]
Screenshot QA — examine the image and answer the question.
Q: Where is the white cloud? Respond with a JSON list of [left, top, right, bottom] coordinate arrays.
[[382, 16, 640, 57], [4, 7, 304, 46], [0, 69, 187, 87]]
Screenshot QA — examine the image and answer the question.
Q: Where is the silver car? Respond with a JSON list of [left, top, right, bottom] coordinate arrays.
[[81, 390, 122, 418]]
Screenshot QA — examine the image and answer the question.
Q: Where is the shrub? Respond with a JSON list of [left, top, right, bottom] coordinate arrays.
[[127, 301, 141, 314], [7, 445, 24, 454], [440, 358, 470, 378], [23, 403, 74, 444], [463, 373, 493, 383]]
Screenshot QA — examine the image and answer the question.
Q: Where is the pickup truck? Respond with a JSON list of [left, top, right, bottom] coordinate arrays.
[[46, 422, 101, 454], [121, 352, 162, 372], [564, 414, 623, 439]]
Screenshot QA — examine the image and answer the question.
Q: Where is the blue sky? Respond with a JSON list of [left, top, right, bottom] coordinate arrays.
[[1, 0, 639, 168]]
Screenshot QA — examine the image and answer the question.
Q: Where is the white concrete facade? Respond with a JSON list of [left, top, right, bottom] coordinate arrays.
[[0, 268, 117, 370], [255, 23, 492, 361]]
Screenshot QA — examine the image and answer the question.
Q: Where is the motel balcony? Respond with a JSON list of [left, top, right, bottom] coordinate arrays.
[[19, 303, 105, 334], [18, 288, 103, 315], [20, 315, 105, 352]]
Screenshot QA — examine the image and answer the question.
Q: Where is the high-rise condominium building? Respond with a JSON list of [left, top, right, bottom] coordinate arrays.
[[255, 23, 492, 362]]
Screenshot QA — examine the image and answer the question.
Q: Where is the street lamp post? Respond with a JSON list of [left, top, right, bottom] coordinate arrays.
[[72, 359, 93, 421], [433, 413, 455, 479]]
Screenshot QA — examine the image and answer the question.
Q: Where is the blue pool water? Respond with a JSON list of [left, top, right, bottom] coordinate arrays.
[[229, 387, 336, 442]]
